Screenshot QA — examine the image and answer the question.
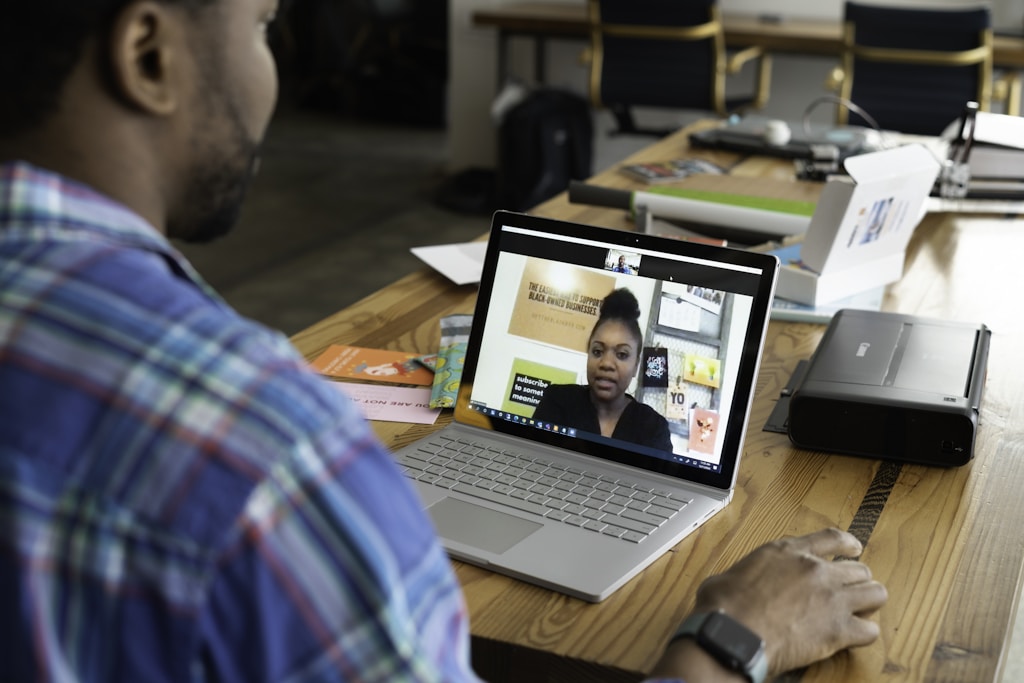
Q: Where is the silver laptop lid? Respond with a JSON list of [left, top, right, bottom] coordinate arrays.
[[452, 211, 780, 492]]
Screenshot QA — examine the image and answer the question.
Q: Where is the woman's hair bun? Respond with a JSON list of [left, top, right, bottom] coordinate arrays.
[[600, 288, 640, 322]]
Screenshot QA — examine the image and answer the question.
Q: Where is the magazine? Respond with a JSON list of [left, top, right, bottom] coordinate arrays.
[[310, 344, 436, 386], [619, 158, 726, 184]]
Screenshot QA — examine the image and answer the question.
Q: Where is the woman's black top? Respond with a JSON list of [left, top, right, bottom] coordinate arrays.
[[532, 384, 673, 452]]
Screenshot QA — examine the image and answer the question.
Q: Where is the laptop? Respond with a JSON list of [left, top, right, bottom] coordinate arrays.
[[393, 210, 780, 601], [689, 115, 877, 161]]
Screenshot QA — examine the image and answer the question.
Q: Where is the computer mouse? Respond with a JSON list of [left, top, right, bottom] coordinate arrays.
[[763, 119, 792, 146]]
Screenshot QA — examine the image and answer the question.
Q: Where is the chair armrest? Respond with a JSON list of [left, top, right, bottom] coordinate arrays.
[[992, 71, 1021, 117], [725, 46, 772, 111], [726, 44, 764, 73]]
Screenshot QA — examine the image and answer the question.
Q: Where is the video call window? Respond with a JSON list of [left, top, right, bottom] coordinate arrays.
[[604, 249, 641, 276], [469, 249, 755, 471]]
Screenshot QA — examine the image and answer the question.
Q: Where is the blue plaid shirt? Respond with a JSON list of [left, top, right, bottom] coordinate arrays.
[[0, 162, 482, 682]]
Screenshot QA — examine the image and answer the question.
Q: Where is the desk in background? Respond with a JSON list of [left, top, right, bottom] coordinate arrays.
[[290, 123, 1024, 683], [473, 2, 1024, 84]]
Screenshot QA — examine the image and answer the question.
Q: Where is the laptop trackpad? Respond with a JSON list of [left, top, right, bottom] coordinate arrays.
[[429, 497, 542, 555]]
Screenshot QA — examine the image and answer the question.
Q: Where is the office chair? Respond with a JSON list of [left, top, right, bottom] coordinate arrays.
[[828, 1, 1020, 136], [585, 0, 771, 137]]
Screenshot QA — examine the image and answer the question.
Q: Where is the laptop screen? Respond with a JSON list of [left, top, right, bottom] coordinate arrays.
[[454, 211, 779, 491]]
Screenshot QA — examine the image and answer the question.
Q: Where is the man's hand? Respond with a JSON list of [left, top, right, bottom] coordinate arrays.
[[650, 528, 888, 680]]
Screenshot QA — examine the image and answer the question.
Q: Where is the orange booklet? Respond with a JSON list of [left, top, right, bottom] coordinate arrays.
[[310, 344, 435, 386]]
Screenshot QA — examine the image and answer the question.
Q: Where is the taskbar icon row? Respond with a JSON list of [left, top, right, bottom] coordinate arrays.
[[469, 403, 577, 438], [671, 455, 717, 471]]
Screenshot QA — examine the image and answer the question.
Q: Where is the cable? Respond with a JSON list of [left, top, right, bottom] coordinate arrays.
[[800, 95, 881, 137], [791, 95, 885, 180]]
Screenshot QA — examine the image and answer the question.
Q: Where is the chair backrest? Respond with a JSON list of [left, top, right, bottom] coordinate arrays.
[[587, 0, 728, 117], [840, 1, 993, 135]]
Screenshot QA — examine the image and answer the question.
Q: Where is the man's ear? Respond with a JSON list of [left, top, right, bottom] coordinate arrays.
[[106, 1, 187, 116]]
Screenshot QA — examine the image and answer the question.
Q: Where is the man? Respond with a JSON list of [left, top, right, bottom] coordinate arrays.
[[0, 1, 887, 681]]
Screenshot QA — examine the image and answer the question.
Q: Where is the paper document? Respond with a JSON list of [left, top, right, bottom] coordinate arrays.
[[927, 196, 1024, 214], [411, 241, 487, 285], [328, 382, 440, 424]]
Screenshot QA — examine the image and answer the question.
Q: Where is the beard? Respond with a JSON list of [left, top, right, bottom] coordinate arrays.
[[167, 79, 266, 244], [171, 153, 259, 245]]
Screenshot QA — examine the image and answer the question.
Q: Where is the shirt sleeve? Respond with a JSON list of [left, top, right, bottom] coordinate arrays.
[[197, 394, 482, 683]]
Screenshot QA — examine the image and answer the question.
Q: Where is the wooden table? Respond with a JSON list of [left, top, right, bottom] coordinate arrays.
[[472, 2, 1024, 83], [290, 124, 1024, 682]]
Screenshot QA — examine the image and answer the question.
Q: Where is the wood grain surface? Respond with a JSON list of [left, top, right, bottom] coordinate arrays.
[[290, 123, 1024, 683]]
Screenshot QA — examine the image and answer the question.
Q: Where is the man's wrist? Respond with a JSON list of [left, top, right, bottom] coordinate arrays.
[[668, 610, 768, 683], [648, 638, 750, 682]]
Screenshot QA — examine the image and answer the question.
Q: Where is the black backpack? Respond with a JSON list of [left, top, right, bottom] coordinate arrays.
[[496, 89, 594, 211]]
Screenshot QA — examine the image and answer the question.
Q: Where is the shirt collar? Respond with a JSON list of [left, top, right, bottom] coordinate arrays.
[[0, 160, 221, 300]]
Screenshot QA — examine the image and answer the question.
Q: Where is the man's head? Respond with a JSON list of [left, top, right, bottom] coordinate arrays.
[[0, 0, 279, 242]]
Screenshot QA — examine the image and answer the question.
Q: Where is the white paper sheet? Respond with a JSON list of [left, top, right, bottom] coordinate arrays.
[[411, 241, 488, 285]]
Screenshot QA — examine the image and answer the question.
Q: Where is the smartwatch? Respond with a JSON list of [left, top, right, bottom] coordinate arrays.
[[671, 610, 768, 683]]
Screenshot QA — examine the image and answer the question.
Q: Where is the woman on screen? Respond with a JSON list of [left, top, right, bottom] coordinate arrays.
[[533, 288, 672, 451]]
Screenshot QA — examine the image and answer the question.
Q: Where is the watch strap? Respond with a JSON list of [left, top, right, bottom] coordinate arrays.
[[672, 611, 768, 683]]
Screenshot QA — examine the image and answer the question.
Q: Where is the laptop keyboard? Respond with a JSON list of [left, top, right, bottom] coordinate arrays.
[[397, 434, 691, 543]]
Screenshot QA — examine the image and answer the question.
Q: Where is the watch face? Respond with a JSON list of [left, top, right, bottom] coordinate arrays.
[[701, 611, 764, 665]]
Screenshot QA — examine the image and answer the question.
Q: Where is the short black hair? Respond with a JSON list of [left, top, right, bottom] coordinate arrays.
[[1, 1, 214, 137]]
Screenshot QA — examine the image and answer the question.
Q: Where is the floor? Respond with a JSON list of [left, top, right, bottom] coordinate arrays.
[[174, 104, 488, 337], [173, 88, 1024, 683]]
